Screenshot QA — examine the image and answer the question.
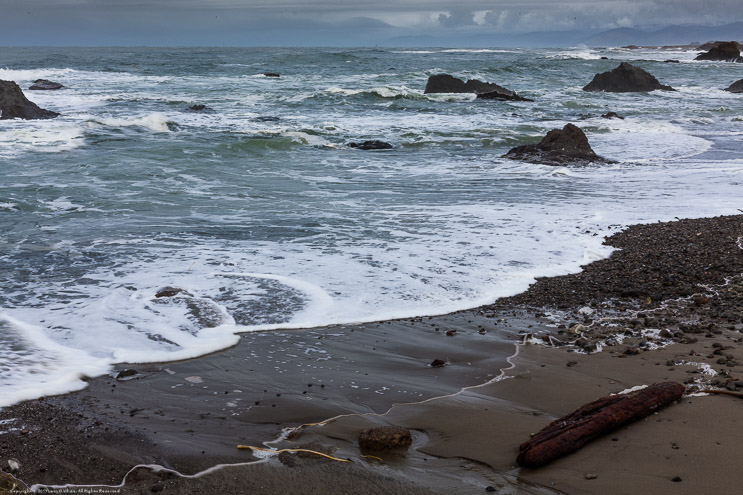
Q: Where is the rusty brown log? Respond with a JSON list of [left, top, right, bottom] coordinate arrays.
[[517, 381, 686, 468]]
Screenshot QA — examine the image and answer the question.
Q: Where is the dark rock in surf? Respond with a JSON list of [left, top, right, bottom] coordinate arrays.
[[424, 74, 530, 100], [187, 104, 211, 112], [664, 59, 680, 63], [430, 359, 446, 367], [601, 111, 624, 119], [255, 116, 281, 122], [29, 79, 64, 90], [476, 90, 532, 102], [0, 80, 60, 119], [116, 369, 140, 381], [725, 79, 743, 93], [155, 287, 185, 298], [358, 426, 412, 451], [263, 72, 280, 78], [695, 41, 743, 62], [505, 123, 606, 166], [348, 140, 393, 150], [583, 62, 675, 92]]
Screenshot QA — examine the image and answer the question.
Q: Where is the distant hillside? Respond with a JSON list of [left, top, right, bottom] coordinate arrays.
[[583, 22, 743, 47]]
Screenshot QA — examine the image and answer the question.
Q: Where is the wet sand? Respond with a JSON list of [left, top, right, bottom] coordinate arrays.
[[1, 214, 742, 494]]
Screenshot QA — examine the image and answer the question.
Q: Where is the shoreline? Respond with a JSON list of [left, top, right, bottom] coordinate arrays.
[[1, 214, 742, 494]]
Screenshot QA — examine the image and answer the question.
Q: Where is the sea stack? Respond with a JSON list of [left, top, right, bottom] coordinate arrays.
[[424, 74, 530, 100], [0, 80, 60, 119], [583, 62, 675, 92], [695, 42, 743, 62], [505, 123, 606, 165]]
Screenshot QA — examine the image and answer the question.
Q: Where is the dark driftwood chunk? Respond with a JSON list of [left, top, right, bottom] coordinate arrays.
[[517, 381, 685, 468]]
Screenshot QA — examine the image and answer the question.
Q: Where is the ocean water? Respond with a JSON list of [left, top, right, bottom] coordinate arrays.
[[1, 46, 742, 407]]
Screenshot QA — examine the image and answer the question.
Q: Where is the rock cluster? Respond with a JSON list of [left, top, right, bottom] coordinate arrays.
[[0, 80, 59, 119], [583, 62, 674, 92], [424, 74, 530, 100], [695, 41, 743, 62], [505, 123, 604, 165]]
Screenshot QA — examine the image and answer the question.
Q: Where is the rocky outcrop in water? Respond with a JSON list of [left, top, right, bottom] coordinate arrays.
[[476, 90, 533, 102], [187, 104, 216, 113], [0, 80, 60, 119], [424, 74, 530, 100], [505, 123, 606, 165], [263, 72, 280, 78], [583, 62, 674, 92], [29, 79, 64, 90], [348, 140, 393, 150], [695, 41, 743, 62], [726, 79, 743, 93]]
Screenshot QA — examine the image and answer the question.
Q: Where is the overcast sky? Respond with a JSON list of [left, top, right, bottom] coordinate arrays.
[[2, 1, 742, 46]]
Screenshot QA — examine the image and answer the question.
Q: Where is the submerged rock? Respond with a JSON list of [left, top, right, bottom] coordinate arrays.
[[29, 79, 64, 90], [187, 104, 212, 112], [695, 41, 743, 62], [476, 90, 532, 102], [0, 80, 60, 119], [116, 369, 140, 381], [358, 426, 412, 451], [725, 79, 743, 93], [155, 287, 184, 298], [505, 123, 606, 165], [601, 111, 624, 119], [583, 62, 675, 92], [424, 74, 530, 100], [348, 140, 393, 150]]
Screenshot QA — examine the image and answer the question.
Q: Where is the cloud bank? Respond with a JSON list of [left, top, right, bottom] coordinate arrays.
[[1, 0, 742, 45]]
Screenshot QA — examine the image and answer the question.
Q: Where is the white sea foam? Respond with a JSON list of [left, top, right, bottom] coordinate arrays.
[[2, 47, 743, 409], [0, 315, 110, 408], [93, 112, 172, 132], [441, 49, 515, 54], [0, 122, 85, 157], [548, 47, 603, 60]]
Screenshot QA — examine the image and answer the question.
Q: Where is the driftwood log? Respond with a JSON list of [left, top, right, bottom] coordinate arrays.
[[517, 381, 686, 468]]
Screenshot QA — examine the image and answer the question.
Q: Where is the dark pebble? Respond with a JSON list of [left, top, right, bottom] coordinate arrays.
[[671, 476, 682, 482]]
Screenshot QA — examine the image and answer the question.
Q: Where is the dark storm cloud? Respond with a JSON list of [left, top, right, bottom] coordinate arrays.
[[2, 1, 743, 45]]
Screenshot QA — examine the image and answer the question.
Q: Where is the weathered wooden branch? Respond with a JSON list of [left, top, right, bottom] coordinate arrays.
[[517, 381, 686, 468]]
